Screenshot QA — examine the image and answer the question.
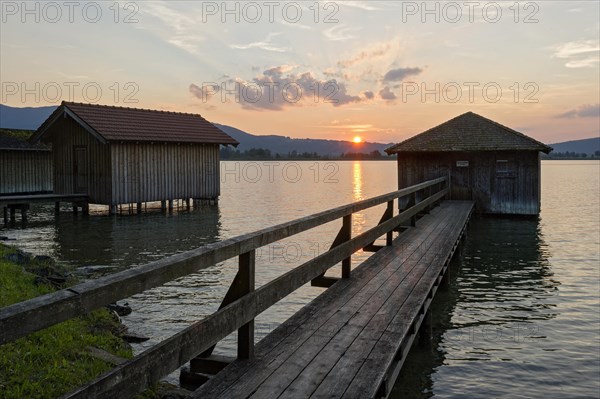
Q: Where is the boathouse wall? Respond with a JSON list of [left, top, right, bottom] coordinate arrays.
[[0, 149, 53, 195], [397, 150, 541, 215]]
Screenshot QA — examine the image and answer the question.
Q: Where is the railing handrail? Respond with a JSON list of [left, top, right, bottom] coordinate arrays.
[[0, 176, 446, 346]]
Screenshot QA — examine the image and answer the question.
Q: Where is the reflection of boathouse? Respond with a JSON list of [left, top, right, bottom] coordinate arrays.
[[386, 112, 552, 215], [31, 102, 238, 213]]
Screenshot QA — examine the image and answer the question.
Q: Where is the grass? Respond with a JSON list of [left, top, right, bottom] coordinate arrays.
[[0, 244, 133, 399]]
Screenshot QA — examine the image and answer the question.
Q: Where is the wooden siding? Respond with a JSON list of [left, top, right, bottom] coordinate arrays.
[[110, 143, 220, 205], [44, 117, 112, 204], [0, 150, 52, 195], [397, 151, 541, 215]]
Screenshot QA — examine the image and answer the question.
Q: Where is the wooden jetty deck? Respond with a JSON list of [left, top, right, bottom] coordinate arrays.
[[192, 201, 473, 398], [0, 176, 473, 399]]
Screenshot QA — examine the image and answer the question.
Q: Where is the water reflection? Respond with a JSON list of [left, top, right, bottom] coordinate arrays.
[[5, 205, 222, 276], [352, 161, 363, 202], [392, 215, 558, 398]]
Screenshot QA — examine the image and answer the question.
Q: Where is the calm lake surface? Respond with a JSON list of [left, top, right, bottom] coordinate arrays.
[[2, 160, 599, 398]]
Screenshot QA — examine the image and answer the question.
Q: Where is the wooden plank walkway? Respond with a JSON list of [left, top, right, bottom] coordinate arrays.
[[192, 200, 474, 399]]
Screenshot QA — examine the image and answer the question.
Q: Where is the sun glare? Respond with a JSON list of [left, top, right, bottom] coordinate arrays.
[[353, 136, 362, 143]]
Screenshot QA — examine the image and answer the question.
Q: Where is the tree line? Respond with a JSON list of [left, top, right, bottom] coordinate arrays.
[[220, 147, 395, 160], [542, 151, 600, 159]]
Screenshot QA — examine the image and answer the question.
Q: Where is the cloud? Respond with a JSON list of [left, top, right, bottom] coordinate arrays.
[[189, 83, 220, 101], [230, 33, 289, 52], [190, 66, 363, 110], [140, 2, 205, 55], [556, 104, 600, 119], [363, 90, 374, 99], [382, 67, 422, 82], [339, 1, 380, 11], [324, 25, 361, 41], [337, 43, 392, 68], [379, 86, 397, 100], [553, 40, 600, 68]]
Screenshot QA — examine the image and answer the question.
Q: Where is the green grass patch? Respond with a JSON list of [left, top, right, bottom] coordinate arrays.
[[0, 244, 133, 399]]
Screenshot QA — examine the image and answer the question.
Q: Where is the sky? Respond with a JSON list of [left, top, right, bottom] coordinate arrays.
[[1, 0, 599, 144]]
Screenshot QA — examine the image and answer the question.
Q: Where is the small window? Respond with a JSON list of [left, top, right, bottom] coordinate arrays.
[[496, 160, 515, 178], [496, 160, 508, 172]]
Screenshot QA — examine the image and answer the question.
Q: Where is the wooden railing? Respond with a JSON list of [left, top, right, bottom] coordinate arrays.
[[0, 177, 448, 399]]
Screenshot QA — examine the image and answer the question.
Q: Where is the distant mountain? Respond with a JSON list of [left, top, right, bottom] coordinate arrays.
[[548, 137, 600, 155], [0, 104, 392, 156], [6, 104, 596, 157], [0, 104, 56, 130], [214, 123, 392, 157]]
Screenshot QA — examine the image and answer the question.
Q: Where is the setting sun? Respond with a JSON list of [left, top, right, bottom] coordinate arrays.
[[353, 136, 363, 144]]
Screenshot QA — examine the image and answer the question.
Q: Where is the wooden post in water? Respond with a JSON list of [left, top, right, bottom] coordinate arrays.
[[419, 309, 432, 346], [20, 205, 28, 222], [3, 206, 8, 225], [136, 202, 142, 214], [160, 200, 166, 212], [55, 202, 60, 213]]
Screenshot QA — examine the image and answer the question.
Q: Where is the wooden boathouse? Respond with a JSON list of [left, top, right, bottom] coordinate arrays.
[[0, 177, 474, 398], [0, 129, 52, 195], [30, 102, 238, 214], [385, 112, 552, 215]]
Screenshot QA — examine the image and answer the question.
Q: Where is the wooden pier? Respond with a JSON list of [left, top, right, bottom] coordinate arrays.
[[193, 201, 472, 398], [0, 177, 473, 399], [0, 193, 88, 223]]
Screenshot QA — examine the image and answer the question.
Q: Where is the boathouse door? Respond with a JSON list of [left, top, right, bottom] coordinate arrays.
[[450, 159, 472, 200], [73, 146, 88, 194]]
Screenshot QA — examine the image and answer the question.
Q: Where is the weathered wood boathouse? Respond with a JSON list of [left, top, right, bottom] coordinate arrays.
[[0, 130, 52, 195], [385, 112, 552, 215], [30, 102, 238, 213]]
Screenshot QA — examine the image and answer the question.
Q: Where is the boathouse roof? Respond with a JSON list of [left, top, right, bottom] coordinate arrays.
[[32, 101, 239, 146], [385, 112, 552, 154]]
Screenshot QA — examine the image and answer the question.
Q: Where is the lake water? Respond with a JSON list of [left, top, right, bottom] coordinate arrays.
[[1, 160, 599, 398]]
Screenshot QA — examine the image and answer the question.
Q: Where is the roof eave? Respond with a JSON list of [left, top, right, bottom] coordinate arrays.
[[31, 104, 107, 144], [385, 146, 553, 154]]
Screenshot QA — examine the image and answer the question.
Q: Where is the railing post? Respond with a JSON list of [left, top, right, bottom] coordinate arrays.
[[410, 192, 417, 227], [386, 200, 394, 246], [424, 186, 432, 213], [198, 249, 256, 359], [341, 214, 352, 278], [237, 250, 255, 359], [311, 214, 352, 286]]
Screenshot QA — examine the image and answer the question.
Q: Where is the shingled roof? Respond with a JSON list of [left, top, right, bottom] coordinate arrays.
[[33, 101, 238, 146], [385, 112, 551, 154]]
